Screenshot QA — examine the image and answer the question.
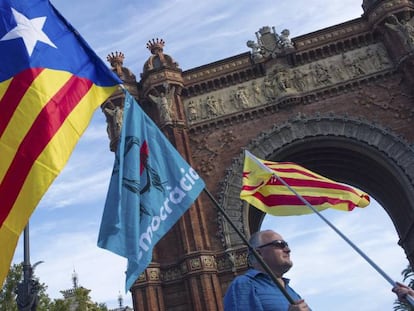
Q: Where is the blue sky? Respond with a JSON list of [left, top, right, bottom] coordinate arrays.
[[10, 0, 410, 310]]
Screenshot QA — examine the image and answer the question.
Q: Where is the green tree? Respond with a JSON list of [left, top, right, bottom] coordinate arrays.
[[1, 264, 108, 311], [89, 302, 108, 311], [0, 263, 22, 311], [33, 280, 52, 311], [49, 298, 71, 311], [70, 288, 108, 311], [0, 263, 51, 311], [394, 264, 414, 311]]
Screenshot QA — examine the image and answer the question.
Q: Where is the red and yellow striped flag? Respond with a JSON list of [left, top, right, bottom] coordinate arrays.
[[0, 0, 121, 286], [240, 151, 370, 216]]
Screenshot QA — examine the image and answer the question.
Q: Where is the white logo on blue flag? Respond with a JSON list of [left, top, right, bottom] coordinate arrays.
[[98, 90, 205, 291]]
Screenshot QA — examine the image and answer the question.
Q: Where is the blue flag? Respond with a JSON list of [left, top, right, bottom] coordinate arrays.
[[98, 90, 205, 291]]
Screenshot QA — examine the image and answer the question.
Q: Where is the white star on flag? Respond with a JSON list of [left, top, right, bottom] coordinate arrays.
[[0, 7, 57, 57]]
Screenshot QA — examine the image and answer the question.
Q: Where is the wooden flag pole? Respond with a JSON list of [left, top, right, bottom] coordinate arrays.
[[203, 188, 296, 305], [247, 150, 414, 307]]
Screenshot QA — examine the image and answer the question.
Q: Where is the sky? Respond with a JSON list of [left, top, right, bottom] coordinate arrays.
[[8, 0, 411, 310]]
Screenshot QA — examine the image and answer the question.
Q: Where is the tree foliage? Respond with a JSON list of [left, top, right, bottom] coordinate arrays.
[[1, 264, 108, 311], [0, 263, 22, 311]]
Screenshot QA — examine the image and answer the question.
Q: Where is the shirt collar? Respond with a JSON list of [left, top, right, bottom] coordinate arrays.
[[246, 268, 290, 284]]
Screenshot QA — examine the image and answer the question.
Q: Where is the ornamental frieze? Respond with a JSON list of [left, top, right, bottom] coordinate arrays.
[[136, 266, 161, 283], [160, 255, 217, 282], [216, 249, 248, 273], [162, 266, 182, 282], [183, 43, 393, 125]]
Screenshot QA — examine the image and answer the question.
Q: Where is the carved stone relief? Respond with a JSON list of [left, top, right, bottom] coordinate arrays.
[[183, 43, 393, 124], [159, 255, 217, 282], [102, 101, 123, 145], [190, 129, 237, 176], [148, 82, 176, 124], [384, 14, 414, 52]]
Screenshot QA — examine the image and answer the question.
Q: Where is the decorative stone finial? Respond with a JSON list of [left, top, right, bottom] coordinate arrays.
[[146, 38, 165, 55], [107, 51, 125, 76], [142, 37, 180, 73], [107, 51, 124, 67]]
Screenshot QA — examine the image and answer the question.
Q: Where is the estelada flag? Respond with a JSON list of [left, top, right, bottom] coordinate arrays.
[[240, 150, 370, 216], [98, 91, 205, 291], [0, 0, 121, 286]]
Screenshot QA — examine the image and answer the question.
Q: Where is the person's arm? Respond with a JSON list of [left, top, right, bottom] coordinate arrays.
[[288, 299, 310, 311], [393, 282, 414, 303]]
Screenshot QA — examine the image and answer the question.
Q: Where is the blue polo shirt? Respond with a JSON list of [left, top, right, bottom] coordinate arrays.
[[223, 269, 306, 311]]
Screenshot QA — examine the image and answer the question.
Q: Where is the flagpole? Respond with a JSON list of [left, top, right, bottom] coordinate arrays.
[[16, 223, 41, 311], [203, 189, 296, 305], [247, 151, 414, 307]]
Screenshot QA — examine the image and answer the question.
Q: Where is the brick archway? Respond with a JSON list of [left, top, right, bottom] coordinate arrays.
[[219, 115, 414, 265]]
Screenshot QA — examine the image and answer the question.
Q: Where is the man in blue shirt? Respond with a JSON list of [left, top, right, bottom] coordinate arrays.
[[223, 230, 310, 311]]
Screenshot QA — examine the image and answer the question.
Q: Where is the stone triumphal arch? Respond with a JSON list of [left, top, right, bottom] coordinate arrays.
[[102, 0, 414, 309]]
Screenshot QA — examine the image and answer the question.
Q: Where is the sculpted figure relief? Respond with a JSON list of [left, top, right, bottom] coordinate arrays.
[[251, 80, 263, 104], [103, 102, 123, 142], [329, 63, 345, 82], [374, 47, 391, 68], [187, 100, 198, 121], [149, 84, 175, 123], [279, 29, 294, 49], [361, 48, 378, 71], [275, 70, 288, 91], [263, 77, 276, 99], [247, 40, 263, 61], [234, 87, 250, 108], [385, 14, 414, 51], [341, 53, 364, 78], [206, 95, 220, 118], [312, 62, 332, 86], [291, 69, 308, 92], [149, 92, 171, 122]]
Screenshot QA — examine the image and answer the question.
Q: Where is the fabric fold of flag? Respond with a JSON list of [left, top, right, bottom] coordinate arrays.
[[98, 91, 205, 291], [240, 150, 370, 216], [0, 0, 121, 287]]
